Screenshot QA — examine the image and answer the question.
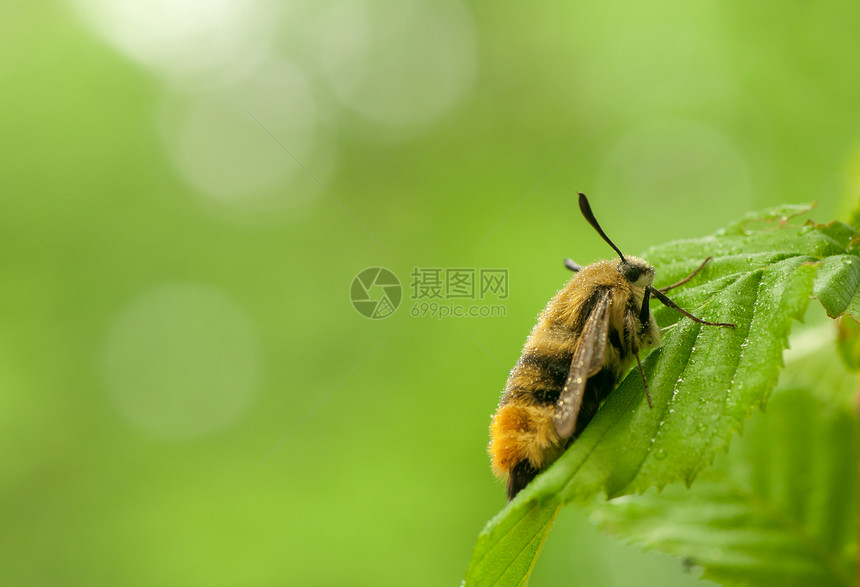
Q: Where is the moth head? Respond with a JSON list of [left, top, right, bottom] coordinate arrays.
[[617, 256, 655, 288]]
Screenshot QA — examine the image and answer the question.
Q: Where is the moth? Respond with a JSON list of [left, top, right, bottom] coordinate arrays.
[[489, 193, 734, 500]]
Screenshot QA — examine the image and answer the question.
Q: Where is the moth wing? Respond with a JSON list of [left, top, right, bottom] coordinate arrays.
[[553, 289, 612, 439]]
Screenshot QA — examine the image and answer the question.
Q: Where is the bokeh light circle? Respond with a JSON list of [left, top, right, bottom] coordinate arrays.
[[158, 61, 328, 212], [595, 119, 752, 236], [101, 283, 262, 438], [71, 0, 273, 84], [319, 0, 477, 131]]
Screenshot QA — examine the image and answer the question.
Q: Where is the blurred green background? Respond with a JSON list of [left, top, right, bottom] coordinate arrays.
[[2, 0, 860, 585]]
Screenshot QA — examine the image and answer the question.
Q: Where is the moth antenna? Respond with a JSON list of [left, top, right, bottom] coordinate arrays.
[[578, 193, 627, 263]]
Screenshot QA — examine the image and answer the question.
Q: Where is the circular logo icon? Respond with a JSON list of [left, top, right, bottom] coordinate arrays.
[[350, 267, 402, 319]]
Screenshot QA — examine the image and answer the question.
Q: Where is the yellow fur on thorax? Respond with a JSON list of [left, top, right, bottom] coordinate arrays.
[[527, 260, 633, 360]]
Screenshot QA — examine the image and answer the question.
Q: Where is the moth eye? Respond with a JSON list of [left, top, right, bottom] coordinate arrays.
[[621, 264, 641, 282]]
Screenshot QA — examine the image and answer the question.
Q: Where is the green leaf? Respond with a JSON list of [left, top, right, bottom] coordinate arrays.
[[466, 205, 860, 586], [591, 345, 858, 587]]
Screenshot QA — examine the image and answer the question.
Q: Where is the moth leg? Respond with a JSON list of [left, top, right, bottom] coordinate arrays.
[[659, 257, 712, 293], [638, 284, 651, 324], [648, 286, 735, 328], [564, 258, 583, 272], [634, 350, 651, 408]]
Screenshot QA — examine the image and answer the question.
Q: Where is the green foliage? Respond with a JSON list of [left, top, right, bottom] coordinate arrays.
[[7, 2, 860, 584], [593, 348, 857, 587], [465, 206, 860, 586]]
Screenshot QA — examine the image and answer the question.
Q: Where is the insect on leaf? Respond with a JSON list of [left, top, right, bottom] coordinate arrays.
[[465, 205, 860, 586]]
